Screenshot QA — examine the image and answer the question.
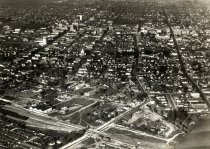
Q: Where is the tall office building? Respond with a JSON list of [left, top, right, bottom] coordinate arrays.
[[70, 25, 75, 32], [77, 15, 83, 21], [43, 36, 47, 45], [58, 23, 63, 30]]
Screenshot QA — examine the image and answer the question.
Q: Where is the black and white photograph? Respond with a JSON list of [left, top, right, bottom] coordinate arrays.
[[0, 0, 210, 148]]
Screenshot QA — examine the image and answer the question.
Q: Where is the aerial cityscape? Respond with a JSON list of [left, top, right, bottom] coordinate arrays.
[[0, 0, 210, 149]]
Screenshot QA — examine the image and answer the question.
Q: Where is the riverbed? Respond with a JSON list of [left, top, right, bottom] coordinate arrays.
[[174, 114, 210, 149]]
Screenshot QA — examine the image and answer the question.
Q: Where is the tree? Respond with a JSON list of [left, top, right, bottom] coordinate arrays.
[[41, 89, 58, 105], [136, 92, 147, 101], [177, 108, 188, 122], [167, 110, 176, 122]]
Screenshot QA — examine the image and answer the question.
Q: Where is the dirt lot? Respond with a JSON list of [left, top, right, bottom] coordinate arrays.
[[105, 127, 167, 149]]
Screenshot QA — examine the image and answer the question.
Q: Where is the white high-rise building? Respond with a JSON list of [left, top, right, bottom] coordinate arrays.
[[43, 36, 47, 45], [70, 25, 75, 32], [58, 23, 63, 30], [77, 15, 83, 21]]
